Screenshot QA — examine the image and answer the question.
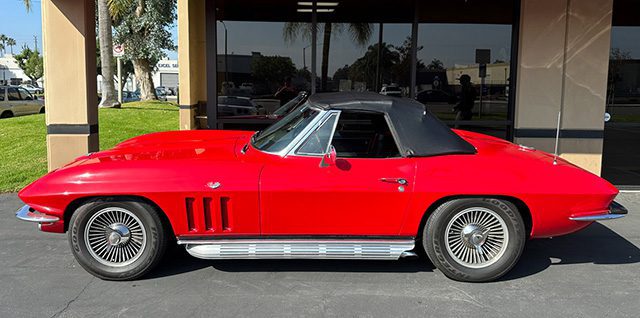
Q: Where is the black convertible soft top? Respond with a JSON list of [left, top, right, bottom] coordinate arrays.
[[307, 92, 477, 157]]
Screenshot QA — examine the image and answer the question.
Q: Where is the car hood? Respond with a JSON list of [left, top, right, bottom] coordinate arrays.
[[78, 130, 255, 164]]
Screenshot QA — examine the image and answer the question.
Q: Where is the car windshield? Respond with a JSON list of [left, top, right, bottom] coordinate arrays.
[[272, 93, 306, 116], [385, 86, 401, 92], [252, 103, 319, 153]]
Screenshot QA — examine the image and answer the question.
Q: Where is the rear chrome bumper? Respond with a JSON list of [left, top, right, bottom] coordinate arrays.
[[569, 201, 628, 221], [15, 205, 60, 223]]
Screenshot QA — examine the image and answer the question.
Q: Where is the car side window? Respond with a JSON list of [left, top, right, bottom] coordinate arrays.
[[18, 88, 33, 100], [296, 113, 338, 155], [7, 88, 20, 101], [331, 111, 401, 158]]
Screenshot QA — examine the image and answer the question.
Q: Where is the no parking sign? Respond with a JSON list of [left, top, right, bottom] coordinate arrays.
[[113, 44, 125, 57]]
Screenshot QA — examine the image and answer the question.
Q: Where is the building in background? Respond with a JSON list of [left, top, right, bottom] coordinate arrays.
[[0, 54, 44, 87]]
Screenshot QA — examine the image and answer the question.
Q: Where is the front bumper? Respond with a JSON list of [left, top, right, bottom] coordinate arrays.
[[15, 205, 60, 223], [569, 201, 628, 221]]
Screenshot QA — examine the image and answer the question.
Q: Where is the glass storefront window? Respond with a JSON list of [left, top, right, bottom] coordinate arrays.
[[603, 23, 640, 185], [415, 2, 516, 139], [327, 24, 412, 96]]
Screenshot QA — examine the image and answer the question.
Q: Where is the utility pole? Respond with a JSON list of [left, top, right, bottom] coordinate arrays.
[[33, 35, 38, 52]]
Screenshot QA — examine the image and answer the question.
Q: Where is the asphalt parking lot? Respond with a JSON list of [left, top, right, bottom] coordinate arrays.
[[1, 193, 639, 318]]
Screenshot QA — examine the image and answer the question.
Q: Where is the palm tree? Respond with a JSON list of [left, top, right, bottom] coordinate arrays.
[[22, 0, 32, 12], [0, 35, 6, 56], [6, 38, 16, 55], [96, 0, 120, 108], [284, 22, 373, 92]]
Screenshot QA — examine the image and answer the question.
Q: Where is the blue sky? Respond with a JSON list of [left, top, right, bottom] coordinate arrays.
[[0, 0, 44, 52]]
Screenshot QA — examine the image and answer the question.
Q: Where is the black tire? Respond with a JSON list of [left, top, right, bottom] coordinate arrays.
[[423, 198, 525, 282], [1, 111, 13, 118], [39, 107, 45, 114], [68, 197, 169, 280]]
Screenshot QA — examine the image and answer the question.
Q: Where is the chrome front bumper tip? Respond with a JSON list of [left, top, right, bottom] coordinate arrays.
[[15, 205, 60, 223], [569, 201, 628, 221]]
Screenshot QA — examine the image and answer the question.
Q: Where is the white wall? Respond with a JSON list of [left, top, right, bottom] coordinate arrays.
[[0, 54, 44, 86]]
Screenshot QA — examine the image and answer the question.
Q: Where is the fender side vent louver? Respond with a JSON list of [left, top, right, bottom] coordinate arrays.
[[220, 197, 231, 231], [203, 197, 214, 231], [185, 197, 196, 232]]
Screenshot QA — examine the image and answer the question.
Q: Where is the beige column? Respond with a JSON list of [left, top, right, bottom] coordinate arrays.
[[514, 0, 613, 175], [178, 0, 207, 130], [42, 0, 99, 170]]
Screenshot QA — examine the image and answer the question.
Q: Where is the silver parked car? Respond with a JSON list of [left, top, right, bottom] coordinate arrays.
[[0, 86, 45, 119]]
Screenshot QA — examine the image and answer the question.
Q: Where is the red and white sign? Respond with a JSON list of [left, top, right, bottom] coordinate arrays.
[[113, 44, 125, 57]]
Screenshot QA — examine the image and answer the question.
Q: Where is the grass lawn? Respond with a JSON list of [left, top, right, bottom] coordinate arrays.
[[0, 101, 178, 192]]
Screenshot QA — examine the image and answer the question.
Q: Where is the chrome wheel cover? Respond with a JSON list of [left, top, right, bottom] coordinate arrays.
[[84, 207, 147, 267], [444, 207, 509, 269]]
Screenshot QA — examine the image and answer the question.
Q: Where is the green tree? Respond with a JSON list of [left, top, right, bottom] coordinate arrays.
[[113, 0, 177, 100], [426, 58, 445, 71], [348, 42, 399, 89], [333, 64, 351, 81], [14, 46, 44, 85], [283, 22, 373, 91], [392, 36, 425, 87], [251, 55, 296, 92], [6, 38, 16, 55]]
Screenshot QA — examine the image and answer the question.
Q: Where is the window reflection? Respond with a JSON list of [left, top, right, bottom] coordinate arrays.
[[416, 23, 512, 124], [603, 23, 640, 185]]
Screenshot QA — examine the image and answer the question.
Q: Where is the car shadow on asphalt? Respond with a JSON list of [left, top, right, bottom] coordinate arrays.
[[501, 222, 640, 281], [145, 222, 639, 280]]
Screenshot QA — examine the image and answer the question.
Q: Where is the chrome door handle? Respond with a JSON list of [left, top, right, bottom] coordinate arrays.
[[379, 178, 408, 185]]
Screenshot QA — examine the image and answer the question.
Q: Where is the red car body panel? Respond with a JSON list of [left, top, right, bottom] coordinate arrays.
[[18, 128, 618, 240]]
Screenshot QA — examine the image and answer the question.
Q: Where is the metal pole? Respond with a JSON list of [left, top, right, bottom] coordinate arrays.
[[220, 21, 229, 84], [479, 76, 484, 118], [311, 1, 317, 94], [117, 57, 123, 103], [303, 47, 307, 70], [375, 23, 383, 92], [206, 0, 218, 129], [225, 24, 229, 84], [409, 0, 419, 99]]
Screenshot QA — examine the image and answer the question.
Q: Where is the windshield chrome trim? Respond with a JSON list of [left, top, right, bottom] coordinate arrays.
[[293, 110, 341, 157], [253, 106, 328, 157]]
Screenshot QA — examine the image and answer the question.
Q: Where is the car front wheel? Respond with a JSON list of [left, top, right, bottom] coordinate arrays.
[[423, 198, 526, 282], [68, 198, 168, 280]]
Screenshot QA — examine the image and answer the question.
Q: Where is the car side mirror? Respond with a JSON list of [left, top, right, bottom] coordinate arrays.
[[319, 145, 336, 168]]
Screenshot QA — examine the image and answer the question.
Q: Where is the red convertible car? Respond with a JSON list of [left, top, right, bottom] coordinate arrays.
[[16, 92, 627, 282]]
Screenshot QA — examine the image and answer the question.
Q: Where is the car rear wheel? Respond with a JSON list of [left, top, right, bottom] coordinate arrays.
[[68, 198, 168, 280], [423, 198, 525, 282], [1, 111, 13, 118]]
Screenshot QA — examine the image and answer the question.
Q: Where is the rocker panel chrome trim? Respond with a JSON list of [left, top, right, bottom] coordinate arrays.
[[179, 239, 415, 260]]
